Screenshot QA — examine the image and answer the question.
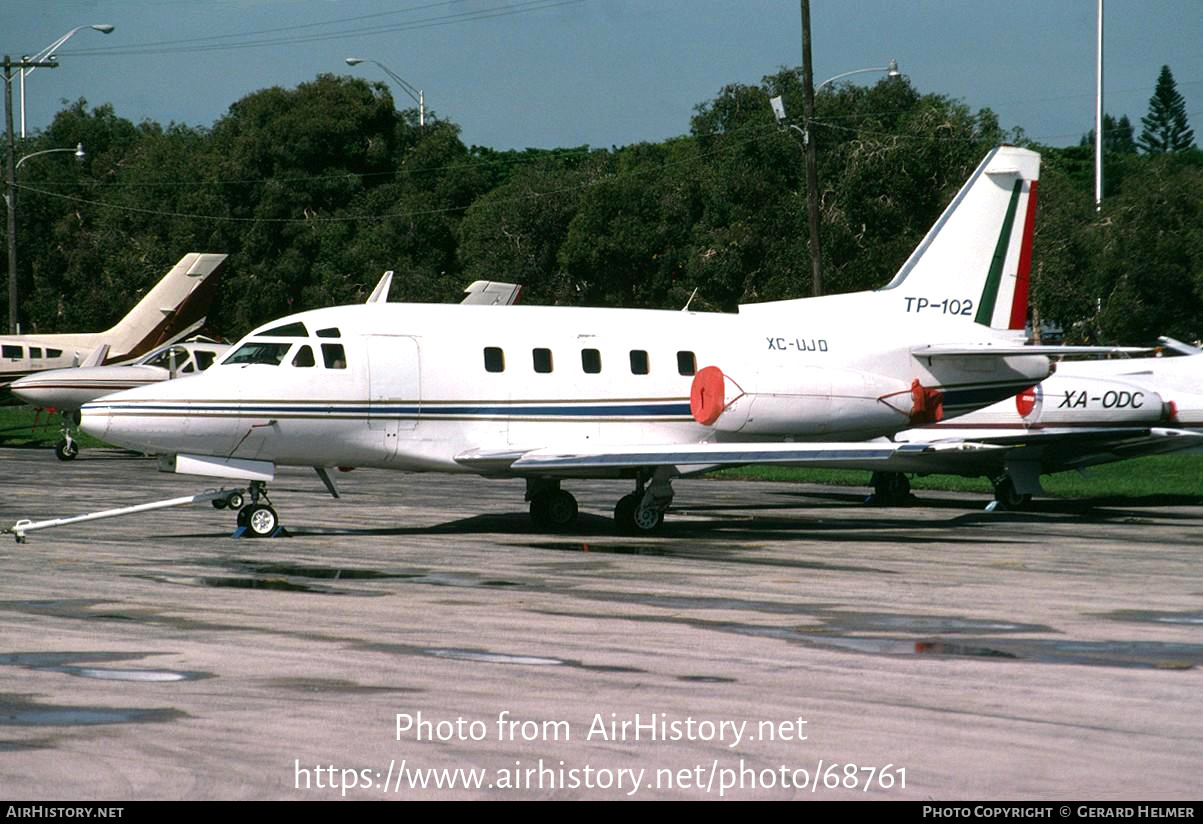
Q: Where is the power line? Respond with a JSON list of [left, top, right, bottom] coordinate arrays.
[[59, 0, 589, 57]]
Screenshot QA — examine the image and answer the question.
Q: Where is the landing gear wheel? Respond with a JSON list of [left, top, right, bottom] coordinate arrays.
[[530, 490, 579, 530], [871, 471, 911, 504], [54, 439, 79, 461], [991, 476, 1031, 510], [243, 504, 279, 537], [614, 493, 664, 534], [225, 491, 245, 511], [544, 490, 578, 529]]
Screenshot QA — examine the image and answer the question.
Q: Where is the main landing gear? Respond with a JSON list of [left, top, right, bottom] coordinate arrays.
[[990, 474, 1031, 511], [614, 471, 674, 534], [526, 472, 676, 534], [868, 471, 915, 506], [211, 481, 285, 537], [526, 479, 579, 530]]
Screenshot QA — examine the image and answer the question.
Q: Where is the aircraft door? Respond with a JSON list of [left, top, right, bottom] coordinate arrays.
[[366, 336, 421, 457]]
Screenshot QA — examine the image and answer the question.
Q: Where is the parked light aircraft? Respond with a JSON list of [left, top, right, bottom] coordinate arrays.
[[868, 349, 1203, 508], [0, 253, 227, 394], [81, 147, 1135, 536]]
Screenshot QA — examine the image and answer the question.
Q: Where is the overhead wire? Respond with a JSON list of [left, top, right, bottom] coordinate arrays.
[[58, 0, 590, 57]]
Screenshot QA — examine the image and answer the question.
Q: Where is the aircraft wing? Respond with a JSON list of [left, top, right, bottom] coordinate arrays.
[[890, 426, 1203, 476], [912, 343, 1151, 358], [454, 440, 1004, 475], [455, 426, 1203, 479]]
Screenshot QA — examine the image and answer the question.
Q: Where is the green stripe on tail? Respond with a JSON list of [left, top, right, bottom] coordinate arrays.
[[974, 180, 1023, 326]]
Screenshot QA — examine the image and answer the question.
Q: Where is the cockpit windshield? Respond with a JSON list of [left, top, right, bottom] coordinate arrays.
[[223, 341, 292, 366], [142, 346, 190, 371]]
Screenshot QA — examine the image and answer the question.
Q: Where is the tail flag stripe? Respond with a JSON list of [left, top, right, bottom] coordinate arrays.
[[1008, 180, 1040, 331], [974, 180, 1023, 326]]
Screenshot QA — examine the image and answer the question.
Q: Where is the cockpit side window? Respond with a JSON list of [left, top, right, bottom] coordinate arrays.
[[316, 327, 341, 338], [223, 342, 292, 366], [293, 345, 316, 367], [321, 343, 347, 369], [260, 322, 309, 337], [195, 351, 217, 370]]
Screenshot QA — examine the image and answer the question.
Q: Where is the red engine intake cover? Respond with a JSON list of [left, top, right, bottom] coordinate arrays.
[[690, 366, 726, 426]]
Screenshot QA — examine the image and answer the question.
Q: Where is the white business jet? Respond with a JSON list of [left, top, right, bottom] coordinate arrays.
[[872, 347, 1203, 508], [0, 253, 227, 392], [81, 147, 1119, 537]]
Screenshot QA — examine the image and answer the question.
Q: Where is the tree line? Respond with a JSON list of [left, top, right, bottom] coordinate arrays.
[[4, 65, 1200, 345]]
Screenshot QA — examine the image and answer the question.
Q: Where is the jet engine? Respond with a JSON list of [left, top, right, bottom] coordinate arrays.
[[689, 364, 928, 439]]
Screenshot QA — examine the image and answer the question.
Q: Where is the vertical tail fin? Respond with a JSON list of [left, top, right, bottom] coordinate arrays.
[[99, 253, 227, 361], [881, 146, 1040, 331]]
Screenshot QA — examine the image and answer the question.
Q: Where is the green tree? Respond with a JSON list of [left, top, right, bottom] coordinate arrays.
[[1138, 66, 1195, 153], [1080, 113, 1138, 154]]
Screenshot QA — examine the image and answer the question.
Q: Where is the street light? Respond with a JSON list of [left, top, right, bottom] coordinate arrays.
[[770, 59, 900, 297], [345, 57, 425, 127], [20, 24, 115, 138], [15, 143, 86, 171], [3, 143, 85, 333]]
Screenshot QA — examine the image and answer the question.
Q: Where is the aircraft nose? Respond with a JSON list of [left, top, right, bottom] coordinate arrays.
[[8, 375, 52, 407], [79, 400, 113, 442]]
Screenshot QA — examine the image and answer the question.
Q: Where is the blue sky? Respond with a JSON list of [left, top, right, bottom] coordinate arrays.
[[6, 0, 1202, 150]]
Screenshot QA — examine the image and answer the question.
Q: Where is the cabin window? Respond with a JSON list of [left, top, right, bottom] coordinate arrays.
[[292, 345, 316, 367], [181, 361, 196, 373], [46, 348, 62, 358], [261, 321, 309, 337], [629, 350, 649, 375], [2, 345, 22, 359], [677, 351, 696, 376], [533, 348, 553, 374], [581, 348, 601, 374], [484, 347, 505, 373], [223, 341, 291, 366], [321, 343, 347, 369], [195, 351, 218, 370], [29, 347, 42, 359], [316, 327, 340, 338]]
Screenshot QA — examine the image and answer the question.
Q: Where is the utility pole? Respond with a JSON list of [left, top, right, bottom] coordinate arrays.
[[1094, 0, 1104, 211], [4, 55, 57, 333], [799, 0, 822, 297]]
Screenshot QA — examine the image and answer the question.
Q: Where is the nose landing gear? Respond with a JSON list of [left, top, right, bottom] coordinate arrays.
[[219, 481, 286, 538]]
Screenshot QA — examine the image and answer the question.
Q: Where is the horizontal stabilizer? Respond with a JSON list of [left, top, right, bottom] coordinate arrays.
[[80, 344, 110, 368]]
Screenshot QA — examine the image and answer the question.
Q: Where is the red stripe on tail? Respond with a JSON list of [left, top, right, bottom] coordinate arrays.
[[1008, 180, 1039, 330]]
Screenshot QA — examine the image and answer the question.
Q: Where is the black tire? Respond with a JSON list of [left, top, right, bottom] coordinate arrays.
[[545, 490, 578, 528], [614, 493, 663, 533], [54, 440, 79, 461], [992, 476, 1029, 510], [530, 490, 579, 530], [226, 491, 245, 510], [871, 472, 910, 503]]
